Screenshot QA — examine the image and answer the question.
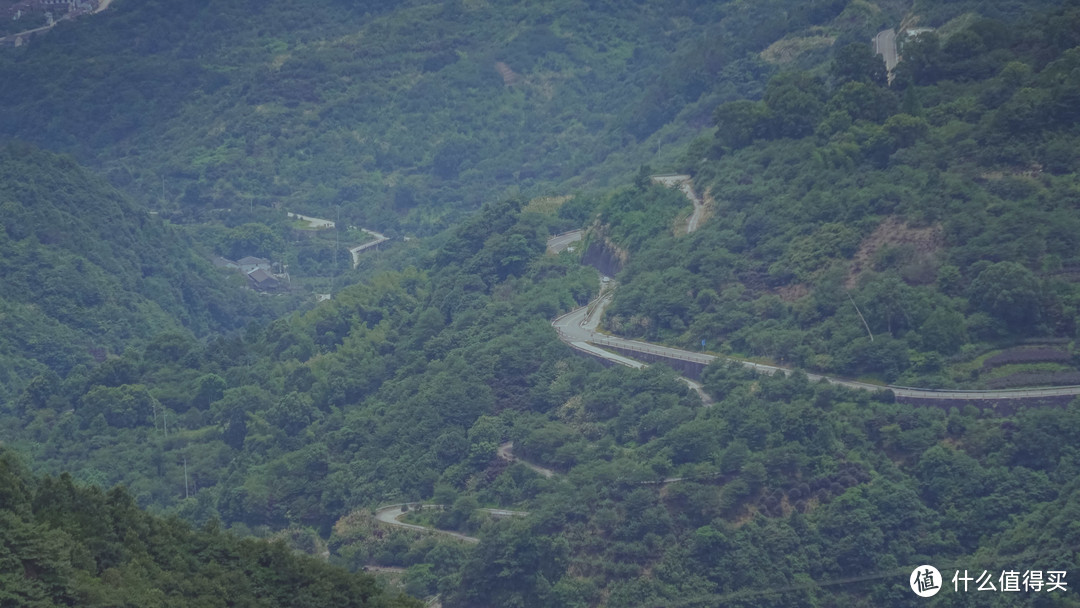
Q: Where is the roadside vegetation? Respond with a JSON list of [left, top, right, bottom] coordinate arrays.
[[2, 0, 1080, 606], [591, 3, 1080, 389]]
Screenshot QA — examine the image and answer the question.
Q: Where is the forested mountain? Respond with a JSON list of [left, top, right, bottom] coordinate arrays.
[[1, 195, 595, 526], [0, 0, 895, 232], [0, 144, 271, 401], [594, 1, 1080, 387], [3, 187, 1078, 606], [3, 0, 1080, 606], [0, 448, 420, 607]]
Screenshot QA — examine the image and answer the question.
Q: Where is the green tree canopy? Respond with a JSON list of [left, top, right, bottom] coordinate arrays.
[[968, 261, 1044, 332]]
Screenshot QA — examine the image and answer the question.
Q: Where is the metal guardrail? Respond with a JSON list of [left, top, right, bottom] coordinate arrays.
[[888, 384, 1080, 395], [554, 303, 1080, 402], [589, 335, 713, 364]]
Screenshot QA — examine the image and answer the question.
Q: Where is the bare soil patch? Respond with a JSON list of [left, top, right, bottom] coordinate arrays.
[[494, 61, 519, 85], [847, 216, 943, 288]]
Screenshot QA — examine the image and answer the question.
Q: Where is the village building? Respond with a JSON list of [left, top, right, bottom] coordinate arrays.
[[237, 256, 271, 274], [211, 256, 239, 270], [246, 268, 281, 291], [210, 253, 287, 292]]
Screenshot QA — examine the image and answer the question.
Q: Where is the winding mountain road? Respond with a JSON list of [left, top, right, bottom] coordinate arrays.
[[349, 229, 389, 268], [547, 229, 583, 254], [555, 292, 713, 401], [374, 505, 480, 543], [874, 29, 899, 75], [555, 176, 1080, 402], [286, 211, 388, 268], [552, 295, 1080, 403], [373, 504, 530, 543]]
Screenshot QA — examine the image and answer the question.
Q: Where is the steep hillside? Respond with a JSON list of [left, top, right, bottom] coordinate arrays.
[[5, 190, 1078, 607], [4, 0, 1080, 606], [595, 3, 1080, 387], [0, 196, 595, 519], [0, 448, 420, 607], [0, 144, 269, 399], [0, 0, 898, 232]]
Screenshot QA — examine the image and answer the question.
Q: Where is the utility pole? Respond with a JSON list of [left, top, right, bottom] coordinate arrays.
[[331, 207, 340, 294], [183, 456, 190, 499], [848, 293, 874, 342], [282, 230, 290, 288]]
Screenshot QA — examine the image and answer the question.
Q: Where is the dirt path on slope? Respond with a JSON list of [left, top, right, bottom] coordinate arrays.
[[651, 174, 707, 234], [497, 442, 556, 478]]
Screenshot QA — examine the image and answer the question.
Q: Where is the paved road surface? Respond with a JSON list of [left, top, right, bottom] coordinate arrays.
[[874, 29, 899, 75], [547, 229, 583, 254], [554, 294, 713, 402], [481, 508, 530, 518], [1, 0, 113, 45], [544, 236, 1080, 402], [286, 212, 388, 267], [374, 504, 530, 543], [374, 504, 479, 543], [552, 297, 1080, 402], [349, 229, 389, 267], [288, 212, 336, 229], [363, 565, 407, 574], [0, 22, 51, 45]]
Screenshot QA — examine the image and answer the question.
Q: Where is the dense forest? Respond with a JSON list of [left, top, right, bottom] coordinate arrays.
[[0, 144, 278, 402], [0, 0, 903, 233], [3, 0, 1080, 605], [0, 447, 419, 607], [596, 2, 1080, 387]]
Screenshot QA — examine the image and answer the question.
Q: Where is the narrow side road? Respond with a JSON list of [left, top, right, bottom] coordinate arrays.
[[287, 212, 335, 229], [349, 229, 389, 268], [874, 28, 899, 79], [497, 442, 557, 478], [285, 211, 388, 268], [373, 504, 531, 543], [374, 504, 479, 543], [652, 174, 707, 234]]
